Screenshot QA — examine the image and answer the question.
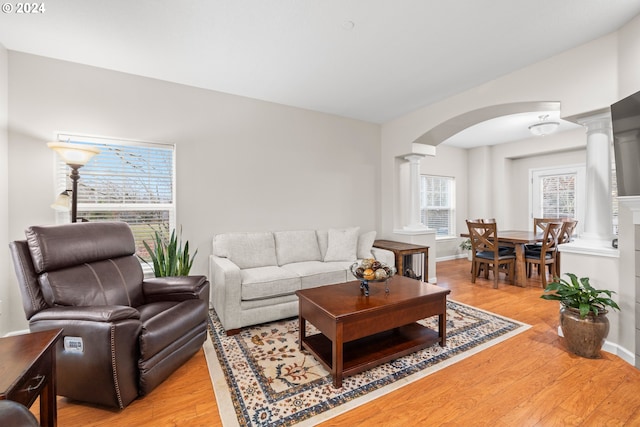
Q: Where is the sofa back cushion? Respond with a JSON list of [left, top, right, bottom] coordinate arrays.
[[274, 230, 322, 265], [215, 232, 278, 269], [357, 230, 377, 259], [323, 227, 360, 262]]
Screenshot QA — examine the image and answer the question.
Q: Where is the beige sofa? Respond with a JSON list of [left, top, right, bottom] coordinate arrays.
[[209, 227, 395, 334]]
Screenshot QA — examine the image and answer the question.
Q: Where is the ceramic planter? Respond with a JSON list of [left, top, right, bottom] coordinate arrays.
[[560, 305, 609, 358]]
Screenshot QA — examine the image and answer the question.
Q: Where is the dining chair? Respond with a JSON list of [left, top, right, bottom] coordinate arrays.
[[466, 220, 516, 289], [525, 221, 562, 288]]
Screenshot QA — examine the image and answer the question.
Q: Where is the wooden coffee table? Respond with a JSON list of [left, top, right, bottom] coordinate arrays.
[[296, 276, 450, 387]]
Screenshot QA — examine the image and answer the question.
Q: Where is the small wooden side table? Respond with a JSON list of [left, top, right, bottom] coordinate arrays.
[[373, 240, 429, 281], [0, 328, 62, 427]]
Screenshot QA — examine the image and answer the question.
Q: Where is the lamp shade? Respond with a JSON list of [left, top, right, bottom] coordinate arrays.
[[51, 190, 72, 211], [47, 142, 100, 166]]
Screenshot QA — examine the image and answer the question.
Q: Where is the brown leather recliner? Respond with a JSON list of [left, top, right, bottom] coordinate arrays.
[[9, 221, 210, 409]]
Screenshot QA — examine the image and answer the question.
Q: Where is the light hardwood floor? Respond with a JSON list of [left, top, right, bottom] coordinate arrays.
[[33, 258, 640, 426]]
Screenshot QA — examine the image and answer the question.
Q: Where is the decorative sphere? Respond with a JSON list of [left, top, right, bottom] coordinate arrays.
[[363, 268, 375, 280], [374, 268, 388, 280]]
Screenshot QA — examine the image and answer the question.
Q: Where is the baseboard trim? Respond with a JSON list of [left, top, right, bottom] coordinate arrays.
[[557, 326, 635, 366]]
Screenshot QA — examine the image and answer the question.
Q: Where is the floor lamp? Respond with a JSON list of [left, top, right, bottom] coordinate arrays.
[[48, 142, 100, 223]]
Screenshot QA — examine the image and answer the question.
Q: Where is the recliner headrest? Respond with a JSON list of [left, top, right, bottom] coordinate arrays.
[[26, 221, 136, 273]]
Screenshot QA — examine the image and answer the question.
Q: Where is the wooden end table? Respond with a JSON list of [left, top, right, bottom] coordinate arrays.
[[296, 276, 449, 387], [0, 329, 62, 427], [373, 239, 429, 281]]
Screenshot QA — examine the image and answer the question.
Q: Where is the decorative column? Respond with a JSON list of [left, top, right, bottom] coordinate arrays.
[[577, 112, 613, 242], [403, 154, 427, 231]]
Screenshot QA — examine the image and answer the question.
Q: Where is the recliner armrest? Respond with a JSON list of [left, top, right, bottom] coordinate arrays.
[[29, 305, 140, 322], [142, 275, 209, 303]]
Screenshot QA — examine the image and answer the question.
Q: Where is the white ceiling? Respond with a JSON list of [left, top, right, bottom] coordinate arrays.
[[1, 0, 638, 144]]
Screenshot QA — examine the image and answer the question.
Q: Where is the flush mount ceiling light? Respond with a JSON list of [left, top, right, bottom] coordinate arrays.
[[528, 114, 560, 136]]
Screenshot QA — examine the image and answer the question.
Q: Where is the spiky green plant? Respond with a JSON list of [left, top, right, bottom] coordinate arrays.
[[142, 227, 197, 277], [541, 273, 620, 318]]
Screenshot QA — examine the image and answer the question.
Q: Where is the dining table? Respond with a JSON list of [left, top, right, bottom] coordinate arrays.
[[461, 230, 543, 287]]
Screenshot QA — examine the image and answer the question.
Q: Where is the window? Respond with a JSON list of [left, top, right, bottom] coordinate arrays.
[[420, 175, 455, 237], [531, 166, 585, 234], [541, 174, 576, 218], [54, 134, 175, 262]]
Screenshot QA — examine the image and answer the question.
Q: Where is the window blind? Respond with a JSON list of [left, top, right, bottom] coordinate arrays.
[[55, 134, 175, 262], [420, 175, 455, 237], [541, 174, 575, 218]]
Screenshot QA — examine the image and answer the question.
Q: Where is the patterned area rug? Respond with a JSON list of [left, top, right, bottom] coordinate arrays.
[[203, 300, 530, 427]]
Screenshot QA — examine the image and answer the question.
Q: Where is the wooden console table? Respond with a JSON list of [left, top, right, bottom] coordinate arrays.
[[373, 240, 429, 281], [0, 328, 62, 427]]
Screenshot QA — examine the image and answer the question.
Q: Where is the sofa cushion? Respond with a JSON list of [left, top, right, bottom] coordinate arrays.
[[357, 231, 377, 259], [240, 266, 301, 300], [282, 261, 349, 289], [223, 232, 278, 269], [324, 227, 360, 262], [274, 230, 322, 265], [316, 230, 329, 260]]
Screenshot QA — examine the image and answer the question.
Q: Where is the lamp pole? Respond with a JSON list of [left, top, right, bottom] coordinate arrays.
[[47, 142, 100, 223], [69, 165, 81, 223]]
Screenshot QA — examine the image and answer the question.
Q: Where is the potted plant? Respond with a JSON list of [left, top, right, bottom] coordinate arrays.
[[459, 238, 473, 261], [142, 227, 198, 277], [541, 273, 620, 358]]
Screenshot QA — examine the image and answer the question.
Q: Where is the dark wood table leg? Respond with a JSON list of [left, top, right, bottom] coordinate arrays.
[[40, 349, 57, 427], [332, 324, 343, 388], [438, 311, 446, 347], [298, 316, 306, 350]]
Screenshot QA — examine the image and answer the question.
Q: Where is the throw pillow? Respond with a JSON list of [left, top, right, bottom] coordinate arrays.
[[357, 230, 377, 259], [324, 227, 360, 262]]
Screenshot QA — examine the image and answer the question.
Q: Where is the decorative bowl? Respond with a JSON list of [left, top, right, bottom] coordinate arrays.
[[350, 259, 397, 295]]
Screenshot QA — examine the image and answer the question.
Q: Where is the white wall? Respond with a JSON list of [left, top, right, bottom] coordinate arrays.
[[381, 17, 640, 359], [380, 33, 619, 238], [5, 52, 381, 332], [0, 43, 9, 335], [618, 14, 640, 99]]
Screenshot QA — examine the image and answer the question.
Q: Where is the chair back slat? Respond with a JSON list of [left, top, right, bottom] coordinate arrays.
[[558, 220, 578, 244], [539, 222, 562, 257], [466, 220, 498, 253]]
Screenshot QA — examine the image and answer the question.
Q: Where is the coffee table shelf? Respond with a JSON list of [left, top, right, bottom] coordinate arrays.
[[301, 323, 440, 379]]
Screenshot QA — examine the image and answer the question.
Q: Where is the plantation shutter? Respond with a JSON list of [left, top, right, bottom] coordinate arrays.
[[55, 134, 175, 263]]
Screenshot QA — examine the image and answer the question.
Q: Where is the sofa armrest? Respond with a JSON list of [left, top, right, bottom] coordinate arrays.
[[142, 275, 210, 303], [372, 247, 395, 269], [209, 254, 242, 331]]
